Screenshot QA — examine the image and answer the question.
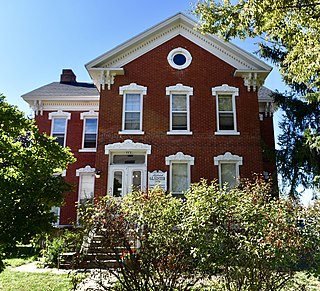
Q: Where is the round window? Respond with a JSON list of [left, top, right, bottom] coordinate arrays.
[[167, 47, 192, 70]]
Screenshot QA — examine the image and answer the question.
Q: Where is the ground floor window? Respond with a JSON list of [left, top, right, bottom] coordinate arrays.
[[165, 152, 194, 195], [214, 152, 243, 189], [76, 165, 95, 204]]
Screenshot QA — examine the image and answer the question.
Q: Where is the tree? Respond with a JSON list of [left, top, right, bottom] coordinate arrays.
[[193, 0, 320, 92], [0, 95, 75, 257], [275, 92, 320, 198], [192, 0, 320, 196]]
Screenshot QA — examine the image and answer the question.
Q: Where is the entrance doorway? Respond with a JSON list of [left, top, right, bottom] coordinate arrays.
[[108, 154, 147, 197]]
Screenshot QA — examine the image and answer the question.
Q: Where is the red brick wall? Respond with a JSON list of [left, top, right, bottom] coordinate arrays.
[[36, 111, 96, 225], [95, 35, 268, 196]]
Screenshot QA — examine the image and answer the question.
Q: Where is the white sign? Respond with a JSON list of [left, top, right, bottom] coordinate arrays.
[[148, 170, 167, 191]]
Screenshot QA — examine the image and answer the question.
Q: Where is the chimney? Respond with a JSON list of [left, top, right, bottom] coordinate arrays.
[[60, 69, 76, 84]]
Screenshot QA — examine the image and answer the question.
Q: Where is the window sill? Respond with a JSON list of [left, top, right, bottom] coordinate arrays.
[[79, 148, 97, 152], [167, 131, 193, 135], [215, 131, 240, 136], [118, 130, 145, 135]]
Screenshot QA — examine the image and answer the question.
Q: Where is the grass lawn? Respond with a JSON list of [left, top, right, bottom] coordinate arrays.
[[0, 252, 73, 291]]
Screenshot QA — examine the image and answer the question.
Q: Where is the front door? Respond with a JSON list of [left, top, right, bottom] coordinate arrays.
[[108, 166, 146, 197]]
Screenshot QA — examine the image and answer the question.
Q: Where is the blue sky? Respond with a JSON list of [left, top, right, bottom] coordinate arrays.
[[1, 1, 311, 202]]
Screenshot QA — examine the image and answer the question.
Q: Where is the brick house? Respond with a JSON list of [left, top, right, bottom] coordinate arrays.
[[22, 13, 275, 226]]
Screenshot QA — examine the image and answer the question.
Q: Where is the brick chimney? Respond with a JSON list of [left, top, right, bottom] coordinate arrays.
[[60, 69, 76, 84]]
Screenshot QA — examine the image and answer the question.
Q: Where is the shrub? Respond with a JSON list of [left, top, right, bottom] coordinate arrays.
[[40, 229, 83, 268], [183, 178, 320, 290]]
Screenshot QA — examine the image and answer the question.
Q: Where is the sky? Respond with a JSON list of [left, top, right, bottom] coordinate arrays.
[[0, 1, 312, 203]]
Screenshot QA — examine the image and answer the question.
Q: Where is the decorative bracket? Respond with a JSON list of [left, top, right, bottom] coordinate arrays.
[[32, 100, 43, 116], [234, 70, 270, 92]]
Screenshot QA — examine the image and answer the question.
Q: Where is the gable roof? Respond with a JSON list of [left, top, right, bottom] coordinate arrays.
[[85, 13, 272, 90]]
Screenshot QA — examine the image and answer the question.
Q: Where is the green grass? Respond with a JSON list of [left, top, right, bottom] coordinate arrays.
[[0, 251, 73, 291], [0, 269, 72, 291]]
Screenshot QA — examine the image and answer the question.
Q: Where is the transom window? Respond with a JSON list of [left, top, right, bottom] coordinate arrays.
[[166, 84, 193, 135], [49, 111, 71, 147], [119, 83, 147, 134], [214, 152, 243, 189], [212, 84, 240, 135]]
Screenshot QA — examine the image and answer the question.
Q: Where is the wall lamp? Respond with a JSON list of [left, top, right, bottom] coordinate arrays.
[[95, 170, 102, 179]]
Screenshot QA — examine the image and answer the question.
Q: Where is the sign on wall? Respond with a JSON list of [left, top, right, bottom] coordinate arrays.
[[148, 170, 167, 191]]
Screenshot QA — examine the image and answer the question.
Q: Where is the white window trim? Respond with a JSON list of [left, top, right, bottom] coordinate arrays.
[[167, 47, 192, 70], [119, 83, 147, 135], [166, 84, 193, 135], [48, 110, 71, 147], [214, 152, 243, 187], [212, 84, 240, 135], [79, 110, 98, 152], [165, 152, 194, 194]]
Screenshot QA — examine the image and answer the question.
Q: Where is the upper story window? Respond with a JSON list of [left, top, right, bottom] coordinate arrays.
[[167, 47, 192, 70], [165, 152, 194, 195], [212, 84, 240, 135], [119, 83, 147, 135], [48, 110, 71, 147], [80, 111, 98, 152], [214, 152, 243, 189], [166, 84, 193, 135]]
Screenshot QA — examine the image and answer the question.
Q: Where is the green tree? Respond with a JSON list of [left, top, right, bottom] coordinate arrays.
[[0, 95, 75, 264], [192, 0, 320, 196], [275, 92, 320, 198]]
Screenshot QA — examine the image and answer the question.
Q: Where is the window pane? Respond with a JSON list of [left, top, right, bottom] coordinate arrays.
[[218, 95, 233, 111], [113, 171, 123, 197], [219, 113, 234, 130], [125, 112, 140, 130], [221, 163, 237, 189], [79, 174, 94, 204], [172, 163, 188, 193], [52, 133, 65, 147], [132, 171, 142, 192], [172, 94, 187, 111], [172, 113, 187, 130], [125, 94, 140, 111], [84, 133, 97, 148], [85, 119, 97, 133], [53, 118, 66, 133]]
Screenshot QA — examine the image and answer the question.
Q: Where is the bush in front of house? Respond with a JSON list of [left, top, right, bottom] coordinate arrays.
[[79, 179, 320, 290], [40, 229, 84, 268]]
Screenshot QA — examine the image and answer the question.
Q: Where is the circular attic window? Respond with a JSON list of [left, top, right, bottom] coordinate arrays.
[[167, 47, 192, 70]]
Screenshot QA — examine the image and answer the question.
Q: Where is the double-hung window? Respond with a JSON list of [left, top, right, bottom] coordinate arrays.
[[119, 83, 147, 134], [212, 84, 239, 135], [76, 165, 95, 205], [49, 111, 71, 147], [165, 152, 194, 195], [80, 111, 98, 151], [214, 152, 243, 189], [166, 84, 193, 135]]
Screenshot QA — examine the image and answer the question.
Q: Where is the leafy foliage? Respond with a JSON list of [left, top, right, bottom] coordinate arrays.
[[193, 0, 320, 91], [275, 92, 320, 197], [183, 179, 320, 290], [0, 95, 75, 258], [79, 188, 198, 290], [192, 0, 320, 195], [79, 181, 320, 290]]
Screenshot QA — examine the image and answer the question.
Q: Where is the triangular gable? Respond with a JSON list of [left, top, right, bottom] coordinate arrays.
[[86, 13, 272, 91]]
